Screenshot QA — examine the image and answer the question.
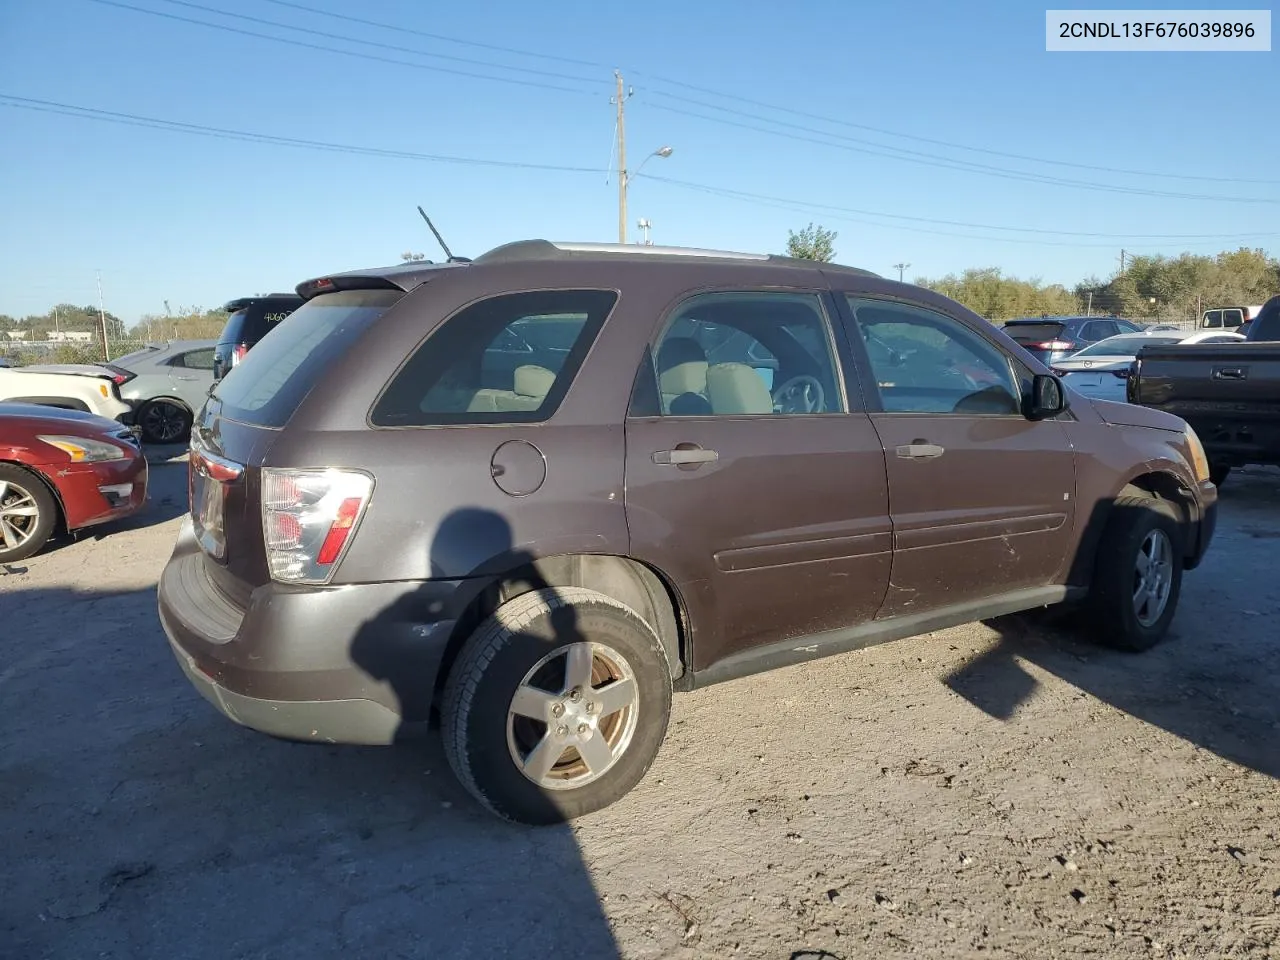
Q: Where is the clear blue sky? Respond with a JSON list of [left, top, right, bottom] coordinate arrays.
[[1, 0, 1276, 324]]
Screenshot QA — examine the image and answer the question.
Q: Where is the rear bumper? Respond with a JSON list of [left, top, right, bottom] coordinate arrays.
[[157, 516, 474, 745]]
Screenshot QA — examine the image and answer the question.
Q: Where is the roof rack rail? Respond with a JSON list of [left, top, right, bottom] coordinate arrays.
[[471, 239, 879, 276]]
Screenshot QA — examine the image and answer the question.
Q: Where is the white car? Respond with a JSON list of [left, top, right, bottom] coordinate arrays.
[[1054, 329, 1246, 403], [0, 365, 132, 422]]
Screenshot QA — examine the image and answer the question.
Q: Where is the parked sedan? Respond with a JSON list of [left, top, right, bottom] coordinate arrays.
[[0, 403, 148, 561], [109, 341, 217, 443], [1054, 330, 1246, 402]]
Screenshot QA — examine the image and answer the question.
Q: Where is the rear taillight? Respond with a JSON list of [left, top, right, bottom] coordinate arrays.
[[1033, 340, 1076, 351], [260, 468, 373, 584], [232, 344, 248, 365], [1112, 368, 1132, 379], [104, 363, 136, 387]]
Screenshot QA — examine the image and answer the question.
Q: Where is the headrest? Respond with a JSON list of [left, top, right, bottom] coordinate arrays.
[[657, 336, 705, 370], [706, 362, 774, 415], [513, 364, 556, 399]]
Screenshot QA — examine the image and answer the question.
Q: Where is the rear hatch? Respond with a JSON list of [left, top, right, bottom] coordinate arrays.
[[191, 287, 404, 601], [1002, 321, 1069, 362]]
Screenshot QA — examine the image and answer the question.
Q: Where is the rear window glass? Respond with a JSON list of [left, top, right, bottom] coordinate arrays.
[[1003, 322, 1065, 342], [219, 301, 301, 344], [1073, 335, 1180, 357], [371, 289, 618, 427], [212, 289, 401, 428]]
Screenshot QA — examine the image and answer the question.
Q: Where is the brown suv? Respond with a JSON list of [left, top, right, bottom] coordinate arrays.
[[157, 240, 1218, 824]]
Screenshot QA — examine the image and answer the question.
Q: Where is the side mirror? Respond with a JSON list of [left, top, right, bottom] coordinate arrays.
[[1025, 373, 1068, 420]]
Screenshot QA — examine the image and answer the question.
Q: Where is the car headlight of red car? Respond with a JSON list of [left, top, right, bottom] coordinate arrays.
[[36, 434, 128, 463]]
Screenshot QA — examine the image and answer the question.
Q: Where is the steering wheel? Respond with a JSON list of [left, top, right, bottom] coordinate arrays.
[[772, 374, 826, 414]]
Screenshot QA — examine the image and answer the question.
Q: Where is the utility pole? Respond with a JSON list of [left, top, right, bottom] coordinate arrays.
[[96, 270, 110, 362], [613, 70, 630, 244], [1118, 248, 1127, 275], [1086, 291, 1093, 316], [637, 218, 652, 245], [893, 262, 910, 282]]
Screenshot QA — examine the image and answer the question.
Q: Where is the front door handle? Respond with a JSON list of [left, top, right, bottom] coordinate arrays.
[[895, 442, 945, 460], [1212, 367, 1246, 381], [653, 447, 719, 465]]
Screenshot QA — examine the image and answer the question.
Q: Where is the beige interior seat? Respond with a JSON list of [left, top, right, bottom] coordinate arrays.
[[656, 336, 709, 412], [706, 362, 774, 415], [465, 364, 557, 413]]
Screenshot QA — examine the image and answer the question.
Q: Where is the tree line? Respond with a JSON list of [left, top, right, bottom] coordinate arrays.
[[785, 223, 1280, 323]]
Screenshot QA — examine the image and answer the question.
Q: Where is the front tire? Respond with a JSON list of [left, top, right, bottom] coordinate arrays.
[[441, 588, 672, 825], [0, 464, 58, 562], [1088, 495, 1184, 652]]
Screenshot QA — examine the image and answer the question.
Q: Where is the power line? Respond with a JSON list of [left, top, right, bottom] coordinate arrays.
[[647, 102, 1280, 206], [6, 91, 1275, 250], [640, 174, 1277, 240], [152, 0, 606, 86], [220, 0, 1279, 188], [82, 0, 600, 97], [0, 94, 605, 172], [637, 82, 1280, 187], [260, 0, 609, 70], [638, 174, 1279, 249]]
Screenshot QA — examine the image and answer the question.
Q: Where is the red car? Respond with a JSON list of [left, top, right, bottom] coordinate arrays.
[[0, 403, 148, 561]]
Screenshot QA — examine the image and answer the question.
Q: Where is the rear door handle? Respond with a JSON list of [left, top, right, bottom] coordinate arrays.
[[653, 447, 719, 465], [895, 442, 945, 460], [1212, 367, 1246, 381]]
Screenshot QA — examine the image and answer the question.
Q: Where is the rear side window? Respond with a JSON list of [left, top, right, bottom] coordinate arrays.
[[172, 348, 216, 370], [371, 289, 617, 427], [213, 289, 402, 428]]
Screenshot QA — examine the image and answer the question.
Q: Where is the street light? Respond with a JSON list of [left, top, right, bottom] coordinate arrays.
[[620, 145, 672, 243]]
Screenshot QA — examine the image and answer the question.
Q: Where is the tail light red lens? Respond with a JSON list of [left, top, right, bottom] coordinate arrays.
[[232, 344, 248, 365], [316, 497, 365, 565], [1033, 340, 1076, 351], [260, 468, 374, 584]]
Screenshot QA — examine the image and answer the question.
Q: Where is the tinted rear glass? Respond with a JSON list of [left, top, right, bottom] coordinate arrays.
[[1073, 335, 1180, 358], [212, 289, 401, 428], [218, 300, 301, 345], [1003, 322, 1065, 342]]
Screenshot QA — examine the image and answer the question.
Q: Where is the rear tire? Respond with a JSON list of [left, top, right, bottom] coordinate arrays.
[[137, 399, 193, 444], [441, 587, 672, 825], [1087, 495, 1184, 652], [0, 464, 58, 562]]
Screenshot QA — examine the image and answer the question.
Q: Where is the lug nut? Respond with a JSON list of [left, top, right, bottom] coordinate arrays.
[[568, 689, 582, 703], [551, 703, 564, 718], [585, 702, 597, 714], [556, 725, 568, 737], [577, 723, 589, 735]]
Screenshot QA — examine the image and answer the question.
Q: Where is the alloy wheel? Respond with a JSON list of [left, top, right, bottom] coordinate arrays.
[[506, 641, 640, 790]]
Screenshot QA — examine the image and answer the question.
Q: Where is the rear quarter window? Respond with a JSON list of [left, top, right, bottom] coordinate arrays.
[[212, 289, 401, 428], [370, 289, 618, 427]]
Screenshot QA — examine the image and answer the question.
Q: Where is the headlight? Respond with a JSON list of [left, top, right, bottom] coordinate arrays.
[[1182, 424, 1211, 484], [37, 434, 127, 463]]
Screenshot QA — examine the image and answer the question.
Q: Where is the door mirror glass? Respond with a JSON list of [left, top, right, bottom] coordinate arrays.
[[1026, 373, 1068, 420]]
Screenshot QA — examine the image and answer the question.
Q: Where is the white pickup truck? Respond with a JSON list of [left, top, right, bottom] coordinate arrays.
[[0, 365, 132, 422]]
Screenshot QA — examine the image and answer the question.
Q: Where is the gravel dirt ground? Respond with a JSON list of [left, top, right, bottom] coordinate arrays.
[[2, 456, 1279, 960]]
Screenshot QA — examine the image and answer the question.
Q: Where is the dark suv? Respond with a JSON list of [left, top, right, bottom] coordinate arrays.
[[1003, 315, 1144, 367], [158, 241, 1218, 824], [211, 293, 304, 381]]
